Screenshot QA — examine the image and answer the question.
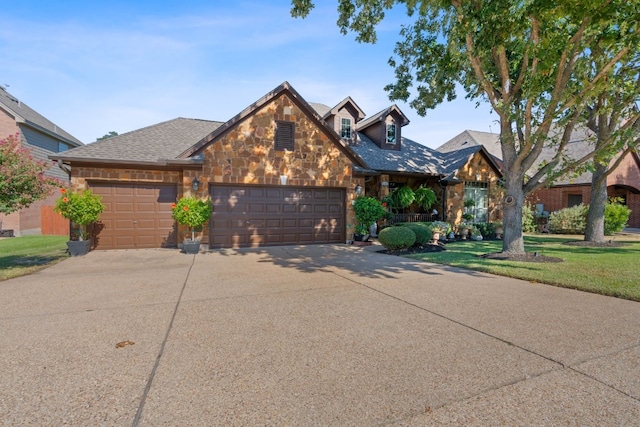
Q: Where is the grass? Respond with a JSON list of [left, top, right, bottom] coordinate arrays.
[[405, 234, 640, 301], [0, 235, 69, 281]]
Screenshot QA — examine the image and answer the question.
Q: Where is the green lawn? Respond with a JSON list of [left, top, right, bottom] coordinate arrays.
[[406, 235, 640, 301], [0, 236, 69, 281]]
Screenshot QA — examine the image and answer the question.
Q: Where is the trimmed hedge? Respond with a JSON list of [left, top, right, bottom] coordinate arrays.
[[400, 223, 432, 246], [378, 226, 416, 250]]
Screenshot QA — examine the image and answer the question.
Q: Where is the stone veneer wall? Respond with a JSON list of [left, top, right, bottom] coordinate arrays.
[[446, 151, 503, 224], [199, 92, 361, 236]]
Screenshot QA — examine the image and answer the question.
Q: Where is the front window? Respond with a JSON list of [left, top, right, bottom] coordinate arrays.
[[340, 118, 352, 139], [464, 181, 489, 222], [386, 123, 396, 144]]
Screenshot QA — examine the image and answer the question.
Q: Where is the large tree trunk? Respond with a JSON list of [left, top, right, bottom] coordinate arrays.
[[584, 163, 608, 242], [501, 182, 526, 254]]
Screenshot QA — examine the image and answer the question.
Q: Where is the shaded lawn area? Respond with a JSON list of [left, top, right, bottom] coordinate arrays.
[[405, 235, 640, 301], [0, 236, 69, 281]]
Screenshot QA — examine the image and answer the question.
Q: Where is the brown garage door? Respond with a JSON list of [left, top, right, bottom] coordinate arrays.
[[210, 185, 345, 249], [90, 183, 177, 249]]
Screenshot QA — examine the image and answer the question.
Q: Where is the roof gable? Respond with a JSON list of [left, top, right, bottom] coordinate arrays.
[[357, 104, 409, 130], [180, 81, 365, 167], [0, 87, 83, 146], [324, 96, 366, 122]]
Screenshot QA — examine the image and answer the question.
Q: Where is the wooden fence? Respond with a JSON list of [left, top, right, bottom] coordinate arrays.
[[41, 206, 69, 236]]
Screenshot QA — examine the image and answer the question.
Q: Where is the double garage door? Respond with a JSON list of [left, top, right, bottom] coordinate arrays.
[[90, 183, 345, 250], [210, 185, 346, 249]]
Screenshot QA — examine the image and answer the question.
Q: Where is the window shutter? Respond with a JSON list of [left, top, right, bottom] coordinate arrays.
[[275, 121, 294, 151]]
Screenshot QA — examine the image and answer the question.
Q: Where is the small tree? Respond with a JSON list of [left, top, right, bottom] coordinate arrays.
[[54, 189, 105, 240], [0, 133, 60, 214], [353, 196, 386, 235], [172, 197, 212, 241]]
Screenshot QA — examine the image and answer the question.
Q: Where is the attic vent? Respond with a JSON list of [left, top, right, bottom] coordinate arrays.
[[275, 121, 294, 151]]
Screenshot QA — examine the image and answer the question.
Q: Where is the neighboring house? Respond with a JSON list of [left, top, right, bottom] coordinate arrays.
[[437, 129, 640, 228], [51, 82, 504, 250], [0, 86, 83, 236]]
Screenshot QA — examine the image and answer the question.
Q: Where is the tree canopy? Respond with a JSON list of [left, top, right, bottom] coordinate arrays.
[[0, 133, 60, 214], [292, 0, 640, 254]]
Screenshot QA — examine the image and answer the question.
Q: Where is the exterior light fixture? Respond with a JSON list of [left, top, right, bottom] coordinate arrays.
[[355, 184, 363, 196], [280, 175, 288, 185], [192, 177, 200, 191]]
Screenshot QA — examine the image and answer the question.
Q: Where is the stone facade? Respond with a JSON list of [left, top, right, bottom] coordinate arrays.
[[199, 92, 361, 238], [445, 151, 503, 224], [68, 93, 362, 242]]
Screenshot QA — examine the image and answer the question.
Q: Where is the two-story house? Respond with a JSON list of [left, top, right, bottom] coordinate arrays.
[[0, 86, 83, 236]]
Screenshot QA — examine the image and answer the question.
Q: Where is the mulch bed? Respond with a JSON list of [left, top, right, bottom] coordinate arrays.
[[377, 243, 446, 256], [479, 252, 564, 263]]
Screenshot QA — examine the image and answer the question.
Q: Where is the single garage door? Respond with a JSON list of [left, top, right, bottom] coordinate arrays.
[[210, 185, 345, 249], [90, 183, 177, 249]]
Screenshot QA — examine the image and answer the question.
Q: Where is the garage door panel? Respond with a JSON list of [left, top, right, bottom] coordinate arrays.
[[210, 184, 345, 249], [90, 183, 177, 250]]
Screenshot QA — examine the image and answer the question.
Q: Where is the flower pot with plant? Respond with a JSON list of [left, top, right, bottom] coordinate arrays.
[[353, 196, 386, 242], [429, 221, 450, 244], [172, 197, 212, 254], [54, 188, 105, 256]]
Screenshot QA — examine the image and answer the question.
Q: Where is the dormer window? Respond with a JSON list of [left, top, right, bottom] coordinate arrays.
[[386, 123, 397, 144], [340, 118, 352, 139]]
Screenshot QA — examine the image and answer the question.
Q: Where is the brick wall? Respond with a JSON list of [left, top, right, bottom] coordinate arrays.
[[531, 184, 640, 228]]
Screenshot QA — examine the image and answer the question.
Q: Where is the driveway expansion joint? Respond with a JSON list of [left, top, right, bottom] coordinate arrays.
[[131, 253, 197, 427]]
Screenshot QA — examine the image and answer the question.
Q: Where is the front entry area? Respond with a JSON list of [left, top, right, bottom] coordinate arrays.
[[209, 185, 345, 249]]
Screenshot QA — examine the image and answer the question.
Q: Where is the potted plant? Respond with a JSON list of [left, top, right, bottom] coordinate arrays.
[[458, 221, 471, 240], [54, 188, 105, 256], [353, 196, 386, 242], [494, 221, 504, 239], [429, 221, 450, 244], [172, 196, 212, 254]]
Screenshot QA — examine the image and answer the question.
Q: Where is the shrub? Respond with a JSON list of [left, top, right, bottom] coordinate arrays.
[[604, 198, 631, 235], [378, 226, 416, 250], [353, 196, 386, 235], [474, 222, 496, 239], [522, 202, 537, 232], [548, 204, 588, 234], [402, 223, 432, 246]]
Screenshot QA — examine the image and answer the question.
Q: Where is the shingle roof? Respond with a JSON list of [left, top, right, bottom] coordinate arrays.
[[436, 128, 599, 185], [350, 133, 441, 175], [52, 118, 223, 164], [0, 87, 83, 146], [308, 102, 331, 117]]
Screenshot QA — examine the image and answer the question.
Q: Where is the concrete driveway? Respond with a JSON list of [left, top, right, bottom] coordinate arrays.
[[1, 244, 639, 426]]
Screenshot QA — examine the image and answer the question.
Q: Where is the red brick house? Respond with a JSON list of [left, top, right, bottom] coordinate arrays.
[[438, 130, 640, 228], [51, 82, 504, 250], [0, 86, 83, 236]]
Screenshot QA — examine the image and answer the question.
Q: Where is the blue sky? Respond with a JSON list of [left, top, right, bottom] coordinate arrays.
[[1, 0, 495, 147]]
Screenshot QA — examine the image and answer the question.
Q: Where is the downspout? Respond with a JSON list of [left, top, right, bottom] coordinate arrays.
[[57, 159, 71, 177]]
